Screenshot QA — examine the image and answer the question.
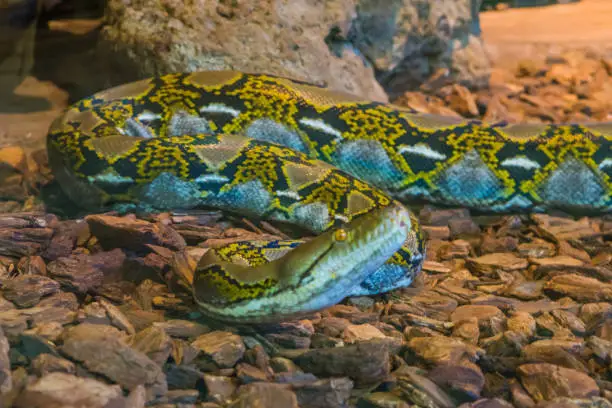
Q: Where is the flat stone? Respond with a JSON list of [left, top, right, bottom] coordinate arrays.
[[153, 319, 210, 339], [129, 326, 173, 367], [191, 331, 245, 369], [99, 298, 136, 335], [342, 323, 387, 344], [2, 275, 60, 308], [466, 253, 528, 275], [85, 214, 186, 251], [229, 382, 297, 408], [291, 377, 353, 408], [16, 255, 47, 276], [452, 318, 480, 345], [544, 274, 612, 302], [522, 341, 588, 373], [30, 353, 76, 376], [294, 339, 391, 386], [47, 255, 104, 294], [201, 373, 238, 404], [408, 336, 483, 365], [235, 362, 268, 384], [428, 361, 485, 401], [0, 326, 11, 394], [506, 312, 536, 339], [517, 363, 600, 401], [0, 226, 54, 257], [13, 372, 125, 408], [392, 365, 455, 408], [60, 323, 167, 397]]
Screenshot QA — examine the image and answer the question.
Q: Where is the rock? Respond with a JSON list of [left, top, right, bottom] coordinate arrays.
[[531, 215, 599, 241], [422, 226, 451, 240], [100, 0, 388, 102], [149, 389, 200, 405], [452, 318, 480, 345], [0, 225, 54, 257], [236, 362, 268, 384], [522, 340, 588, 372], [129, 326, 173, 366], [0, 309, 28, 338], [85, 214, 186, 252], [538, 311, 576, 339], [191, 331, 245, 369], [99, 298, 135, 335], [0, 146, 27, 175], [407, 336, 483, 365], [507, 312, 536, 339], [342, 324, 387, 343], [550, 310, 586, 336], [30, 353, 76, 376], [229, 382, 297, 408], [60, 324, 167, 397], [447, 84, 480, 117], [16, 255, 47, 276], [509, 379, 536, 408], [428, 361, 485, 401], [47, 255, 104, 294], [270, 357, 302, 374], [544, 274, 612, 302], [99, 0, 489, 102], [264, 320, 315, 349], [392, 365, 455, 408], [0, 326, 11, 393], [153, 319, 210, 339], [13, 372, 125, 408], [451, 305, 505, 337], [517, 240, 556, 259], [294, 339, 391, 386], [201, 373, 238, 404], [587, 336, 612, 362], [165, 364, 203, 390], [458, 399, 514, 408], [517, 363, 600, 401], [2, 275, 60, 308], [82, 301, 111, 325], [291, 377, 353, 408], [466, 253, 528, 275], [358, 392, 411, 408], [503, 280, 544, 301], [366, 1, 490, 95], [125, 385, 147, 408]]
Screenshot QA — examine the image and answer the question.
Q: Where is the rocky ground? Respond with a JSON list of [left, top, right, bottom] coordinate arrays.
[[0, 48, 610, 408], [0, 1, 611, 408]]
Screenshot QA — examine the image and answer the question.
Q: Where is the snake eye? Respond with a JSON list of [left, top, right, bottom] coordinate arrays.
[[334, 229, 348, 242]]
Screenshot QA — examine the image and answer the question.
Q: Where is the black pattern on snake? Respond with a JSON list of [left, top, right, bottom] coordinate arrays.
[[47, 71, 612, 322]]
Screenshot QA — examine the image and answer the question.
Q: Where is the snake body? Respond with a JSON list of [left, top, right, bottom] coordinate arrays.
[[47, 71, 612, 322]]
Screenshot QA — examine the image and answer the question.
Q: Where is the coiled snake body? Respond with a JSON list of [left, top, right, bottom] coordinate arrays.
[[47, 71, 612, 322]]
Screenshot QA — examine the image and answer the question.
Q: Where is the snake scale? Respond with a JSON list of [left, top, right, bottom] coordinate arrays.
[[47, 71, 612, 322]]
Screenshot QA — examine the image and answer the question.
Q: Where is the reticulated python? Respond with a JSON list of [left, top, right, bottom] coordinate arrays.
[[47, 71, 612, 322]]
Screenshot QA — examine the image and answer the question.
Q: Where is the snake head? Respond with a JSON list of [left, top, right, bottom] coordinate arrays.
[[192, 201, 416, 323]]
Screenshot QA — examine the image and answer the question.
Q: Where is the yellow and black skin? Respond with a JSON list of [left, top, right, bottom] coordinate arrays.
[[47, 71, 612, 322]]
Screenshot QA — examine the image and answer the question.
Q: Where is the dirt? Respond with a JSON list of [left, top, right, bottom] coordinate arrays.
[[0, 0, 611, 151], [481, 0, 612, 66]]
